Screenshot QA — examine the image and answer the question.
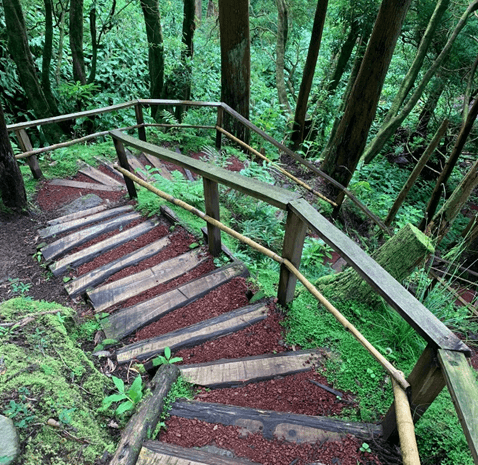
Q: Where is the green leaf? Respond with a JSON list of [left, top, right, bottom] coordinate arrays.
[[168, 357, 183, 364], [99, 393, 127, 411], [164, 346, 171, 359], [152, 356, 167, 367], [62, 276, 71, 283], [127, 375, 143, 404], [188, 242, 199, 249], [112, 376, 125, 393], [115, 400, 134, 415]]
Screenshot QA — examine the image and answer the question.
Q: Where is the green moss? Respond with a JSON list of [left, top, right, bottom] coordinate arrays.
[[0, 298, 116, 464]]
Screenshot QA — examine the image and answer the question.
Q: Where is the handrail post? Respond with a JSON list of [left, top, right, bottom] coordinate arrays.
[[203, 177, 222, 256], [112, 137, 137, 199], [15, 129, 43, 179], [215, 106, 223, 151], [278, 209, 307, 305], [382, 344, 446, 442], [135, 103, 147, 142]]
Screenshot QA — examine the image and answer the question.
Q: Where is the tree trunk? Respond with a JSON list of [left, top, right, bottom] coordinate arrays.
[[219, 0, 250, 143], [42, 0, 57, 111], [380, 0, 450, 128], [321, 0, 412, 203], [88, 6, 98, 84], [290, 0, 328, 150], [362, 0, 478, 165], [463, 55, 478, 121], [140, 0, 165, 121], [428, 160, 478, 244], [195, 0, 202, 22], [69, 0, 87, 85], [419, 95, 478, 231], [316, 224, 434, 304], [415, 78, 446, 138], [2, 0, 63, 141], [55, 5, 67, 85], [275, 0, 291, 114], [0, 105, 27, 212]]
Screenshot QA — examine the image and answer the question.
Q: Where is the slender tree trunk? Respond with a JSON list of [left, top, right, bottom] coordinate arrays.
[[419, 95, 478, 231], [88, 6, 98, 84], [55, 4, 67, 85], [219, 0, 250, 143], [321, 0, 412, 203], [275, 0, 291, 114], [290, 0, 328, 150], [2, 0, 63, 140], [362, 0, 478, 165], [463, 55, 478, 121], [195, 0, 202, 22], [140, 0, 164, 121], [42, 0, 56, 110], [415, 78, 446, 137], [69, 0, 87, 84], [0, 105, 27, 212]]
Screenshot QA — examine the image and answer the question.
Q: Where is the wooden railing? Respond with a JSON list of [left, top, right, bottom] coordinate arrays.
[[110, 129, 477, 465], [8, 100, 478, 463]]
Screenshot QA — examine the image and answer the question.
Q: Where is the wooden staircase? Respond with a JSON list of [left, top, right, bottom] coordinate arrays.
[[37, 153, 382, 465]]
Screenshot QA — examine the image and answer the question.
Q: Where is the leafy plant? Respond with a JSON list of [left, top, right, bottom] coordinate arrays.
[[152, 347, 183, 367], [3, 399, 36, 429], [359, 442, 371, 453], [8, 278, 31, 297], [99, 375, 144, 415]]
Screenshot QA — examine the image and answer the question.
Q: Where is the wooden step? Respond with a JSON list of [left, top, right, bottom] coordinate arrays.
[[103, 262, 249, 342], [179, 350, 322, 388], [79, 163, 124, 186], [65, 234, 172, 297], [170, 400, 382, 442], [41, 211, 142, 262], [47, 205, 107, 226], [143, 153, 173, 180], [88, 247, 207, 312], [138, 441, 260, 465], [39, 205, 134, 239], [116, 303, 268, 364], [50, 218, 159, 276], [126, 151, 149, 180], [175, 147, 194, 181], [49, 179, 124, 192]]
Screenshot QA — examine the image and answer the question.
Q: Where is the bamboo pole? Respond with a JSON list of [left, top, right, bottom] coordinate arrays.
[[114, 164, 410, 391], [15, 125, 141, 159], [392, 375, 422, 465], [216, 126, 337, 207]]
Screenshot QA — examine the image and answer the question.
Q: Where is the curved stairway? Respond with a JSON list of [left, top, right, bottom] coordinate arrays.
[[38, 152, 383, 465]]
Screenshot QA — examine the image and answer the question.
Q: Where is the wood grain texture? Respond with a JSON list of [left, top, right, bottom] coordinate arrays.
[[103, 262, 248, 342], [88, 248, 206, 312], [48, 179, 124, 191], [47, 205, 107, 225], [109, 130, 300, 210], [438, 349, 478, 463], [79, 163, 124, 186], [109, 364, 180, 465], [126, 152, 149, 180], [116, 303, 268, 363], [289, 198, 470, 355], [139, 441, 260, 465], [180, 350, 322, 388], [41, 212, 142, 262], [143, 153, 173, 180], [170, 400, 382, 441], [39, 205, 133, 239], [50, 219, 159, 276], [65, 235, 171, 297]]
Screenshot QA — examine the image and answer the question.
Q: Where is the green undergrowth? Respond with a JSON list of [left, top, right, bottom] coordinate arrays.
[[0, 298, 116, 464]]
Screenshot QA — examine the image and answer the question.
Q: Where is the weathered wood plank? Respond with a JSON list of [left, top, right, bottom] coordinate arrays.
[[170, 399, 382, 441], [47, 205, 108, 226], [15, 129, 42, 179], [65, 235, 171, 297], [41, 212, 142, 262], [180, 350, 322, 388], [126, 152, 149, 180], [39, 205, 134, 239], [143, 153, 173, 180], [49, 179, 124, 192], [79, 163, 124, 186], [289, 198, 471, 355], [139, 441, 260, 465], [109, 130, 300, 210], [88, 248, 206, 312], [116, 303, 268, 363], [103, 262, 249, 342], [438, 349, 478, 464], [50, 219, 159, 276], [203, 178, 221, 257]]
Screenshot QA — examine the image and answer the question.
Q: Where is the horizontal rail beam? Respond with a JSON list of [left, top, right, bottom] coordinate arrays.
[[110, 130, 300, 210]]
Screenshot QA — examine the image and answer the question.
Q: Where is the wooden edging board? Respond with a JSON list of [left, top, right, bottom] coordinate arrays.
[[289, 198, 471, 355], [170, 399, 382, 442], [438, 349, 478, 463], [116, 303, 268, 364], [65, 234, 172, 297], [79, 164, 124, 186], [47, 205, 107, 225], [48, 179, 124, 192], [109, 130, 300, 210], [103, 262, 249, 343]]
